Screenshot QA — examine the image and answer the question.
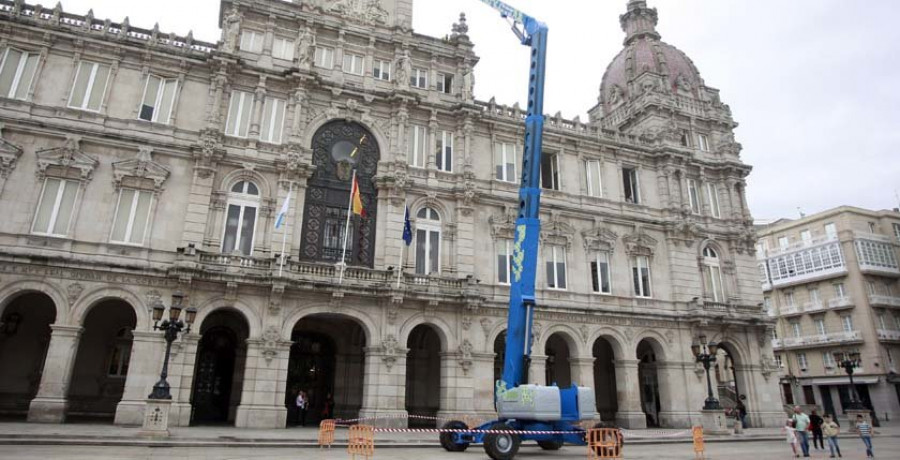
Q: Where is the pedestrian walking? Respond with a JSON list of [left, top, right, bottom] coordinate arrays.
[[856, 414, 876, 459], [736, 395, 748, 428], [784, 418, 800, 458], [296, 390, 309, 427], [810, 409, 824, 450], [792, 406, 811, 457], [822, 414, 841, 458], [321, 391, 335, 420]]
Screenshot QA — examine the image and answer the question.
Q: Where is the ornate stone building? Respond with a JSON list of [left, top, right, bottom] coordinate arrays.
[[0, 0, 782, 429]]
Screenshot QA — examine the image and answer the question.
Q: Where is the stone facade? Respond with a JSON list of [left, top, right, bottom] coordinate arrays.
[[758, 206, 900, 422], [0, 0, 782, 429]]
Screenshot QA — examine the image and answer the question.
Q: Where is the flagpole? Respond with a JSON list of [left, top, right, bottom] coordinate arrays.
[[338, 169, 356, 285], [278, 181, 293, 277], [396, 200, 406, 289]]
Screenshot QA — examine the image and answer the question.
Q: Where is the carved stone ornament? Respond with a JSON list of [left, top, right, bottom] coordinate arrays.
[[192, 129, 225, 179], [458, 339, 473, 375], [66, 283, 84, 304], [330, 0, 389, 27], [666, 219, 700, 248], [480, 318, 493, 340], [381, 334, 399, 371], [489, 205, 518, 240], [461, 315, 472, 331], [582, 225, 618, 252], [0, 124, 23, 179], [111, 147, 170, 191], [540, 215, 576, 248], [578, 324, 590, 345], [261, 325, 281, 364], [623, 229, 658, 257], [35, 135, 98, 181], [760, 355, 777, 381]]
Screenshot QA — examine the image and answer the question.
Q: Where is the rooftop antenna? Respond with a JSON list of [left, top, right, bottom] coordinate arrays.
[[797, 207, 806, 218], [894, 189, 900, 210]]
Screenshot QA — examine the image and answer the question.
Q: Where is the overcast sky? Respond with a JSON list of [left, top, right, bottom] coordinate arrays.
[[61, 0, 900, 222]]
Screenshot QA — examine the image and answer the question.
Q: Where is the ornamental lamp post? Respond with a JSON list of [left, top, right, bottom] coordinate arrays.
[[148, 292, 196, 400], [839, 351, 864, 410], [692, 334, 721, 410]]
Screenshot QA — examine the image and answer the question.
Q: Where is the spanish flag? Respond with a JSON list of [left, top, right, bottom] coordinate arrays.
[[351, 175, 366, 218]]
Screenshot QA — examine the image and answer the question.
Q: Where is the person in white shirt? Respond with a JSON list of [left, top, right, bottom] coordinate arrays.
[[296, 390, 309, 427]]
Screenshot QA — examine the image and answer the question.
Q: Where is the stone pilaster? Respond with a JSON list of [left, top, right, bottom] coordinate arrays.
[[358, 346, 408, 428], [470, 354, 497, 418], [27, 325, 83, 423], [656, 361, 692, 428], [613, 359, 646, 429], [436, 350, 474, 421], [169, 334, 200, 427], [114, 331, 167, 425], [570, 356, 596, 390], [234, 340, 291, 429], [529, 353, 548, 386]]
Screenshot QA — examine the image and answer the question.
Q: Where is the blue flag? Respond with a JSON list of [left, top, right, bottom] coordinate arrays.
[[402, 205, 412, 246]]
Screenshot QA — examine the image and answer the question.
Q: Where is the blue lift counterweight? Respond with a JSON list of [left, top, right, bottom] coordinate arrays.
[[437, 2, 600, 460]]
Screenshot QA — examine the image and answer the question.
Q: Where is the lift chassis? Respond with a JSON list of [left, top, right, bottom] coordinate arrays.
[[439, 2, 599, 459]]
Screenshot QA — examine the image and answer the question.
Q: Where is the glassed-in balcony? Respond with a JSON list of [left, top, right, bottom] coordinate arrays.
[[854, 233, 900, 276], [760, 239, 846, 289]]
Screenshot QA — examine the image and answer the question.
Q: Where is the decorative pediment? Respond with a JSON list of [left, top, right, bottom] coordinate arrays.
[[330, 0, 389, 26], [540, 214, 576, 248], [489, 205, 518, 240], [35, 135, 98, 181], [0, 126, 23, 179], [623, 229, 658, 257], [112, 147, 170, 191], [582, 225, 618, 252]]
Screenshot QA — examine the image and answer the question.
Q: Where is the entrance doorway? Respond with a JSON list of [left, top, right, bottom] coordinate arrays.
[[0, 292, 56, 418], [592, 337, 618, 422], [545, 333, 572, 387], [405, 324, 441, 427], [637, 339, 661, 427], [190, 310, 249, 425], [285, 314, 366, 426]]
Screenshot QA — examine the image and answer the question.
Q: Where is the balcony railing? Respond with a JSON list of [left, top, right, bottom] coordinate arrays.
[[803, 301, 826, 314], [771, 338, 783, 349], [827, 297, 854, 310], [779, 305, 803, 316], [876, 329, 900, 342], [765, 234, 838, 258], [869, 295, 900, 308], [780, 331, 863, 349]]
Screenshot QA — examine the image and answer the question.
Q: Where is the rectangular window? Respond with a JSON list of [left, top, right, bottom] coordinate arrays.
[[834, 282, 846, 298], [775, 354, 783, 368], [590, 252, 612, 294], [437, 72, 453, 94], [798, 353, 808, 371], [688, 179, 701, 214], [415, 227, 440, 275], [791, 321, 801, 338], [841, 315, 854, 332], [110, 188, 153, 245], [494, 143, 517, 182], [373, 59, 391, 81], [408, 125, 427, 168], [878, 312, 887, 330], [314, 46, 334, 69], [0, 47, 40, 100], [322, 207, 353, 261], [622, 167, 640, 204], [68, 61, 110, 111], [868, 222, 876, 233], [778, 236, 790, 249], [867, 281, 877, 295], [698, 133, 710, 152], [631, 255, 652, 298], [239, 30, 264, 53], [545, 245, 567, 290], [222, 202, 257, 256], [259, 96, 287, 144], [893, 223, 900, 241], [541, 153, 560, 191], [436, 131, 453, 172], [785, 291, 795, 306], [107, 342, 131, 377], [825, 223, 838, 240], [225, 90, 253, 138], [680, 129, 691, 147], [800, 230, 812, 244], [138, 75, 178, 124], [706, 182, 721, 218], [497, 239, 513, 285], [271, 37, 295, 61], [411, 68, 428, 89], [32, 178, 79, 236], [814, 318, 826, 336], [343, 53, 365, 76], [764, 296, 772, 313], [585, 160, 602, 197], [823, 352, 836, 369], [809, 286, 820, 304]]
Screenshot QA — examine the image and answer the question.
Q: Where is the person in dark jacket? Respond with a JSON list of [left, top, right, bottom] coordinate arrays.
[[809, 409, 824, 450]]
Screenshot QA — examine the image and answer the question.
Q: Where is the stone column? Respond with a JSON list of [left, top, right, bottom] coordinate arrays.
[[169, 334, 200, 427], [436, 350, 474, 423], [470, 354, 498, 419], [114, 331, 167, 426], [358, 345, 409, 428], [656, 361, 691, 428], [235, 339, 291, 429], [529, 353, 548, 386], [27, 325, 83, 423], [613, 359, 646, 429]]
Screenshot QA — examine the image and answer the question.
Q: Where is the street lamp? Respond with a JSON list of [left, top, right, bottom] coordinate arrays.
[[839, 351, 864, 410], [148, 292, 197, 400], [692, 335, 721, 410]]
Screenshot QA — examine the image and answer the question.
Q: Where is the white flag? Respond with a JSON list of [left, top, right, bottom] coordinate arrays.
[[274, 191, 291, 229]]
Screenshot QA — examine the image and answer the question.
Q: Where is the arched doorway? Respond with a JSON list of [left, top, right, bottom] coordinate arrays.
[[545, 333, 572, 387], [191, 309, 249, 426], [493, 330, 506, 385], [285, 314, 366, 426], [714, 342, 747, 425], [637, 339, 662, 428], [405, 324, 441, 427], [593, 337, 618, 422], [67, 300, 137, 422], [300, 120, 380, 267], [0, 293, 56, 418]]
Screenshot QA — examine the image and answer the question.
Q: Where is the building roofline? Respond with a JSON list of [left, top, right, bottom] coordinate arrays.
[[757, 205, 900, 235]]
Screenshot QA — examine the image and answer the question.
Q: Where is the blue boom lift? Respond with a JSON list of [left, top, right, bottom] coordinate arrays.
[[438, 2, 600, 459]]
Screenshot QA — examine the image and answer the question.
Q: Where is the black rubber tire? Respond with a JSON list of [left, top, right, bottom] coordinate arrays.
[[484, 422, 521, 460], [537, 440, 564, 450], [439, 420, 470, 452]]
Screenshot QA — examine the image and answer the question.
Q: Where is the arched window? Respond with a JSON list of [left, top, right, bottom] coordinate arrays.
[[415, 207, 441, 275], [222, 180, 260, 255], [703, 246, 726, 302]]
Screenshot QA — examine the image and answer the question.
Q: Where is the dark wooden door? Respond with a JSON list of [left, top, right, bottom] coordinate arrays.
[[191, 327, 237, 424]]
